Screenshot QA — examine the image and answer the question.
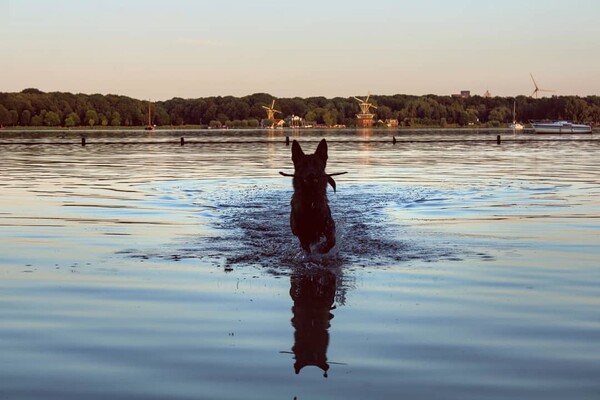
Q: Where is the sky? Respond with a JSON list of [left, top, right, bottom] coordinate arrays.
[[1, 0, 599, 100]]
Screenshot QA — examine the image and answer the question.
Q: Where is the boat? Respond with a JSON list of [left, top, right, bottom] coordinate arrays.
[[508, 100, 524, 130], [530, 120, 592, 134], [509, 121, 524, 130], [145, 101, 155, 131]]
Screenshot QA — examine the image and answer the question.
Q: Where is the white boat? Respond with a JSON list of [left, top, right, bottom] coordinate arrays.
[[509, 122, 524, 130], [508, 100, 524, 130], [531, 120, 592, 134]]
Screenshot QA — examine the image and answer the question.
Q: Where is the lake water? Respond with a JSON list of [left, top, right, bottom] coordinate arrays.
[[1, 129, 599, 399]]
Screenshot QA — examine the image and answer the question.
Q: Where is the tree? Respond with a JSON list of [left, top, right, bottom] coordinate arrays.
[[44, 111, 61, 126], [376, 105, 393, 120], [322, 110, 337, 126], [217, 113, 228, 124], [20, 110, 31, 125], [1, 89, 599, 129], [488, 106, 511, 123], [65, 112, 80, 126], [64, 116, 76, 127], [153, 107, 170, 126], [21, 88, 45, 94], [9, 110, 19, 126], [30, 115, 43, 126], [98, 113, 109, 126], [465, 108, 479, 124], [565, 97, 590, 122], [202, 104, 218, 123], [85, 109, 98, 127], [0, 105, 11, 126], [110, 111, 121, 126], [589, 104, 600, 123]]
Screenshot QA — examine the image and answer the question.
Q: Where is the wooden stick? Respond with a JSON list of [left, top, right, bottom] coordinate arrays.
[[278, 171, 347, 177]]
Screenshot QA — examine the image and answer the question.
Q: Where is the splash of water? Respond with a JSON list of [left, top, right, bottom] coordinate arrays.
[[125, 180, 464, 271]]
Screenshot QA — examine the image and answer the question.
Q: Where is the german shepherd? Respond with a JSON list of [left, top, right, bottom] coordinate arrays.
[[289, 139, 336, 254]]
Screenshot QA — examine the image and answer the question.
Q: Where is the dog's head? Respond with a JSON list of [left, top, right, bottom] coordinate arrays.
[[291, 139, 328, 192]]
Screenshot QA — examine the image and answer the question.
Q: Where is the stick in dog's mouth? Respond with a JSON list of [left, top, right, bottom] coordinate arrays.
[[279, 171, 347, 192]]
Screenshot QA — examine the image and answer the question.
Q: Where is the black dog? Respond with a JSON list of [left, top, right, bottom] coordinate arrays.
[[289, 139, 336, 254]]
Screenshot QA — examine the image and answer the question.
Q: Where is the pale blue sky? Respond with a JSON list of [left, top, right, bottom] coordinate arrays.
[[2, 0, 599, 100]]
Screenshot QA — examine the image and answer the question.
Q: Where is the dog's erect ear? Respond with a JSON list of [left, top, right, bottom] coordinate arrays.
[[292, 140, 304, 164], [315, 139, 328, 163]]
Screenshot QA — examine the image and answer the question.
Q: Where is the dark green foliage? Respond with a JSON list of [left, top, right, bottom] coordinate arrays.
[[20, 109, 31, 125], [85, 109, 98, 127], [9, 110, 19, 126], [110, 111, 121, 126], [30, 115, 43, 126], [44, 111, 61, 126], [65, 112, 80, 126], [0, 105, 10, 126], [0, 89, 598, 128], [21, 88, 45, 94]]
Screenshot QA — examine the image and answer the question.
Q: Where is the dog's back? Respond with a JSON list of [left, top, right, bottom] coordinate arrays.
[[290, 139, 336, 253]]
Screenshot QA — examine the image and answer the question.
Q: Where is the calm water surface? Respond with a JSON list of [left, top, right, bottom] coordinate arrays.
[[1, 129, 599, 399]]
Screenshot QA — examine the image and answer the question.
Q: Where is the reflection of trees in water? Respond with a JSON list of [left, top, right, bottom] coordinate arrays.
[[289, 267, 338, 378]]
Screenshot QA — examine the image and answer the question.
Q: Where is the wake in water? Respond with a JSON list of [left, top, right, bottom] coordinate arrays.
[[122, 180, 466, 277]]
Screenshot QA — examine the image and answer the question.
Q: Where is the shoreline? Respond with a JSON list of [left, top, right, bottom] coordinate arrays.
[[0, 127, 598, 134]]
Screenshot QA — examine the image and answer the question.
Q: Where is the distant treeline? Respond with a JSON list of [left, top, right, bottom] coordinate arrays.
[[1, 88, 599, 128]]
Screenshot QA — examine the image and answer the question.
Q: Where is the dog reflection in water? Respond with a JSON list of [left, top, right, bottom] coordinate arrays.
[[289, 268, 337, 377]]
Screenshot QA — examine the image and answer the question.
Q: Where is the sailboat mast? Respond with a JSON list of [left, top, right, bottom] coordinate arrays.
[[148, 101, 151, 126]]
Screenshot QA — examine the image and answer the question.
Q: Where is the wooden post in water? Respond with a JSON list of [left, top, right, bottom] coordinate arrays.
[[286, 136, 290, 146], [81, 137, 86, 146], [180, 137, 185, 146], [497, 135, 501, 145]]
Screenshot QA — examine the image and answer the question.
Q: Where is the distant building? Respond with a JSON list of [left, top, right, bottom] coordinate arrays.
[[355, 93, 377, 128], [452, 90, 471, 99], [484, 90, 492, 98], [285, 115, 304, 128], [356, 115, 374, 128], [260, 118, 284, 128], [385, 119, 399, 128]]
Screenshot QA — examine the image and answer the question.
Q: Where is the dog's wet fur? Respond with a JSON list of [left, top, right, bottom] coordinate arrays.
[[290, 139, 336, 254]]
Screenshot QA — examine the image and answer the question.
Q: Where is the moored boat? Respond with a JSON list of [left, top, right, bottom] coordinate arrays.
[[508, 100, 524, 130], [145, 101, 155, 131], [530, 120, 592, 134], [509, 122, 524, 130]]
